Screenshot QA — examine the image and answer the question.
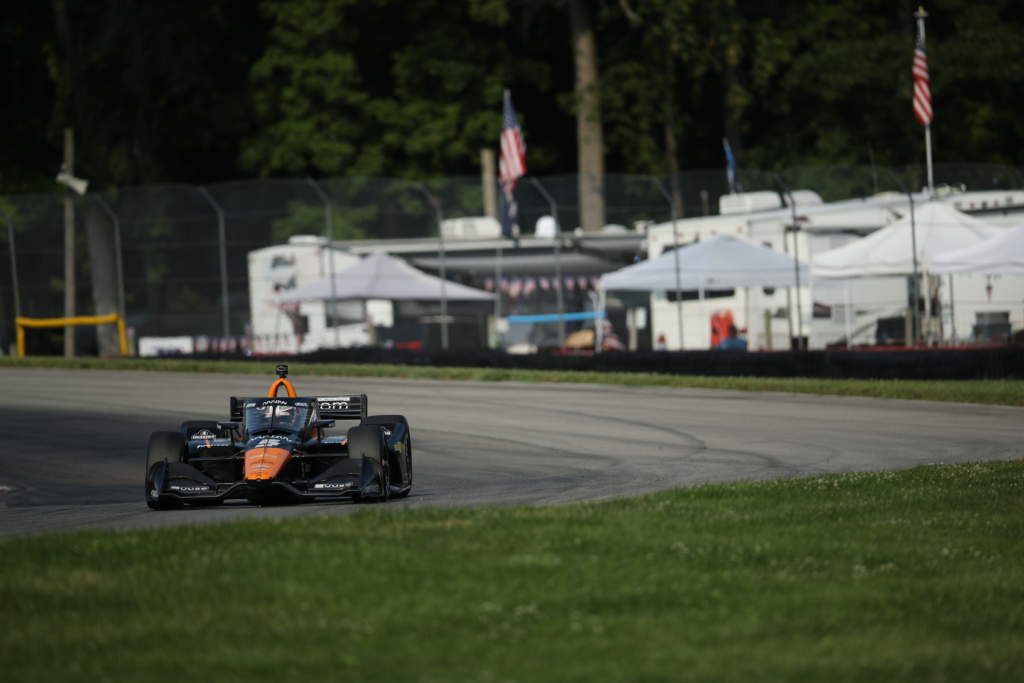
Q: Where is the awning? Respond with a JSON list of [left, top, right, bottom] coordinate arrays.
[[812, 200, 1000, 278], [276, 251, 494, 302], [601, 235, 807, 291]]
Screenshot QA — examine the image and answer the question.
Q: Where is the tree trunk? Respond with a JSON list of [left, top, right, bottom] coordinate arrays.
[[84, 204, 122, 356], [569, 0, 605, 232]]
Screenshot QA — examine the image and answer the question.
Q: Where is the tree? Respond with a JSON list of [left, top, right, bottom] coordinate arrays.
[[569, 0, 605, 231], [243, 0, 541, 179], [45, 0, 265, 188]]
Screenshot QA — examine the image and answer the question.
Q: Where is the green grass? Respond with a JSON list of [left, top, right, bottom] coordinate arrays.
[[3, 355, 1023, 406], [2, 461, 1023, 682]]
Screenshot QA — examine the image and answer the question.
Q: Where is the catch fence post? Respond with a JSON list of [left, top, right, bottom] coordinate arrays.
[[415, 183, 448, 350], [198, 187, 230, 338], [528, 177, 565, 349], [652, 178, 685, 349]]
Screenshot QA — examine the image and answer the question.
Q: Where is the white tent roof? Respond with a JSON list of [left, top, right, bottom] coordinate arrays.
[[277, 250, 494, 302], [812, 201, 1000, 279], [600, 235, 807, 291], [931, 224, 1024, 275]]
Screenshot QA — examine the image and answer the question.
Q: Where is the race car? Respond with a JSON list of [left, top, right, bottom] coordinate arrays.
[[144, 364, 412, 509]]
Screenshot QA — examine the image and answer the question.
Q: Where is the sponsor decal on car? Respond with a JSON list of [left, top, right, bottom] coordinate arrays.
[[192, 429, 216, 440], [250, 437, 286, 448], [195, 439, 233, 450], [313, 481, 352, 490], [169, 484, 212, 494]]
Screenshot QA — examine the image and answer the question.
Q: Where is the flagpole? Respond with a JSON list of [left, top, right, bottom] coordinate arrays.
[[925, 125, 934, 195], [495, 242, 503, 347], [497, 88, 528, 348], [916, 7, 934, 195]]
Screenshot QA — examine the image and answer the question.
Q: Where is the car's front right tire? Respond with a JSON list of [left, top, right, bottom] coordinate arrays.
[[145, 431, 186, 510]]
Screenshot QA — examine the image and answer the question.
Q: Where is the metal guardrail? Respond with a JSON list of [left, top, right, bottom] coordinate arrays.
[[16, 313, 128, 357]]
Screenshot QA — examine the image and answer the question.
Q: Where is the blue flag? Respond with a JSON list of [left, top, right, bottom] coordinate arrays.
[[722, 138, 743, 194]]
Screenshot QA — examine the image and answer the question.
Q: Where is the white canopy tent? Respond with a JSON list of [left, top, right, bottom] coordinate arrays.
[[811, 201, 1000, 279], [600, 234, 808, 291], [276, 250, 494, 302], [811, 200, 1002, 344], [931, 224, 1024, 275], [599, 235, 808, 350]]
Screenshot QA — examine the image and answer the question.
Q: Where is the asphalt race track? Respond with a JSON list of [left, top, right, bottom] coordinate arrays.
[[1, 367, 1021, 536]]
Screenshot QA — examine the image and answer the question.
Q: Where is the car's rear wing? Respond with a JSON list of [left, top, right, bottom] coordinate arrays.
[[315, 395, 368, 421], [228, 395, 368, 422]]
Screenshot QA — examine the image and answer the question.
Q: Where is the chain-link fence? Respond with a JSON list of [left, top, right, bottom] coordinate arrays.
[[2, 164, 1021, 354]]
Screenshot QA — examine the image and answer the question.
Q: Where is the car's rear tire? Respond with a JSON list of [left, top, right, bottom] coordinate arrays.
[[393, 431, 412, 499], [379, 451, 391, 502], [145, 431, 186, 510]]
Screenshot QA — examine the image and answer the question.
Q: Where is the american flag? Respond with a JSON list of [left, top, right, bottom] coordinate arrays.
[[499, 90, 526, 237], [912, 32, 932, 126]]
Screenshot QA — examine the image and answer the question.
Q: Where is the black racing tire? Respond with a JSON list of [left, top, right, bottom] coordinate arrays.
[[392, 430, 412, 499], [348, 424, 389, 503], [145, 431, 186, 510], [379, 450, 392, 502], [362, 415, 411, 498]]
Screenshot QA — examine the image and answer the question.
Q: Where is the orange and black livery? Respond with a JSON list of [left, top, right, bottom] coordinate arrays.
[[143, 364, 412, 509]]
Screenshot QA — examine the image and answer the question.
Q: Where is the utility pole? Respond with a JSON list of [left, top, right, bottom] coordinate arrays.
[[62, 128, 76, 357]]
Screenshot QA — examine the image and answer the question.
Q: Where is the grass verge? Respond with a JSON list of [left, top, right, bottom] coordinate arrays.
[[2, 461, 1023, 682], [3, 355, 1023, 406]]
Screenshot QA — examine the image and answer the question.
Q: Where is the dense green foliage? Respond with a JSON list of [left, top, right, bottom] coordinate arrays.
[[2, 0, 1021, 192], [2, 461, 1022, 681]]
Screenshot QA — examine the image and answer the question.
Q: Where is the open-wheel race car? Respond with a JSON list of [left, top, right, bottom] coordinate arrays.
[[144, 365, 412, 509]]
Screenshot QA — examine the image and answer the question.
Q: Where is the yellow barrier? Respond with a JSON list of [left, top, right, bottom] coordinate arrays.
[[16, 313, 129, 357]]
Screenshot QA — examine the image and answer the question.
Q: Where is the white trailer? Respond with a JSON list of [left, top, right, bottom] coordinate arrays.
[[247, 235, 371, 353]]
